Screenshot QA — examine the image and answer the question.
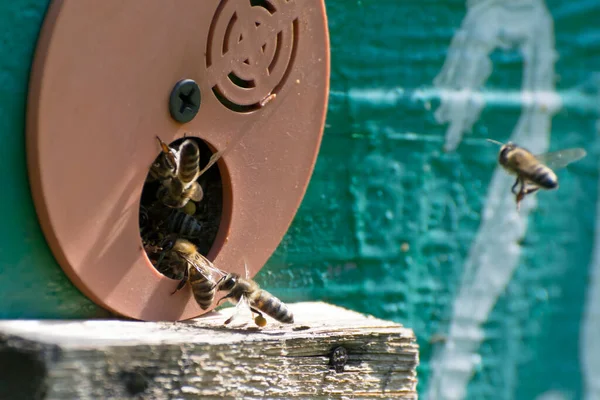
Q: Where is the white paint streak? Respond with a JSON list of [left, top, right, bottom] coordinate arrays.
[[426, 1, 557, 399], [431, 0, 557, 153], [329, 88, 595, 114], [536, 391, 573, 400], [580, 77, 600, 400]]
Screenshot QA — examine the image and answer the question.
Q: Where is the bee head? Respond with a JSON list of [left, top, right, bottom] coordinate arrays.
[[159, 233, 178, 252], [498, 142, 516, 165], [218, 273, 239, 291], [151, 139, 178, 178], [154, 234, 178, 269]]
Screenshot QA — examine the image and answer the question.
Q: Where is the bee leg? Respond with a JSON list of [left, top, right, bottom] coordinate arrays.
[[251, 307, 268, 327], [216, 293, 235, 307], [516, 182, 540, 212], [250, 307, 264, 318], [155, 252, 167, 268], [515, 180, 527, 211], [523, 185, 540, 196], [511, 177, 521, 195], [171, 266, 189, 295]]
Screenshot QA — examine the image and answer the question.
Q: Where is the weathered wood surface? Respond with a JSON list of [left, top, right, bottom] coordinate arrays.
[[0, 302, 418, 400]]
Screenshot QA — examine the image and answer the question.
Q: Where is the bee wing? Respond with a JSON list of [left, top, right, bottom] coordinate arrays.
[[178, 252, 226, 280], [225, 294, 253, 326], [188, 182, 204, 202], [535, 148, 587, 170], [197, 149, 225, 179]]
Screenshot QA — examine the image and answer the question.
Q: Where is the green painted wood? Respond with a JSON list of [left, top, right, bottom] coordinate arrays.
[[260, 1, 600, 400], [1, 0, 599, 399], [0, 0, 102, 319]]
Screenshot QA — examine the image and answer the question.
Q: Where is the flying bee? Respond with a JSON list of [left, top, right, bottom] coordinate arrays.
[[215, 265, 294, 327], [158, 236, 224, 310], [157, 138, 204, 208], [147, 136, 178, 183], [488, 139, 587, 211]]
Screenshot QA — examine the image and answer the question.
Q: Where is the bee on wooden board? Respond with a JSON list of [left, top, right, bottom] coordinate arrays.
[[214, 262, 294, 327], [157, 236, 224, 310], [157, 138, 204, 208], [488, 139, 587, 211]]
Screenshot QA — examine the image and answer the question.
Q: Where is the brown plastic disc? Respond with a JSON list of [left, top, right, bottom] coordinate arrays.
[[26, 0, 329, 321]]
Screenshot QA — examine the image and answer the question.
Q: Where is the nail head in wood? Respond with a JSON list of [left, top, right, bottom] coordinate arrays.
[[330, 345, 348, 373]]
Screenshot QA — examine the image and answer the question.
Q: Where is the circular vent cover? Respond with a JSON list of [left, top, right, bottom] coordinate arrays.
[[26, 0, 329, 321]]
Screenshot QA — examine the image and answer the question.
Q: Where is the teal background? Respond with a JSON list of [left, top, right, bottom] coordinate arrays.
[[1, 1, 599, 399]]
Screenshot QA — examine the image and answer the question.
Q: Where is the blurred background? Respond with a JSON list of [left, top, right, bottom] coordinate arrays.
[[262, 1, 600, 399], [0, 1, 599, 399]]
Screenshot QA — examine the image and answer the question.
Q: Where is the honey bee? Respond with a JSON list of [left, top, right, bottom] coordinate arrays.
[[147, 136, 178, 183], [488, 139, 587, 210], [215, 269, 294, 327], [157, 138, 204, 208], [158, 236, 224, 310], [143, 204, 204, 240], [164, 209, 204, 239]]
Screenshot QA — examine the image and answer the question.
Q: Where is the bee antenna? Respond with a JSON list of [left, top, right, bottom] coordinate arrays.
[[156, 136, 172, 154], [243, 258, 250, 280], [486, 139, 505, 146]]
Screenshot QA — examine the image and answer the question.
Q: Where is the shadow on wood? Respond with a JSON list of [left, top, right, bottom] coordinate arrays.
[[0, 302, 419, 399]]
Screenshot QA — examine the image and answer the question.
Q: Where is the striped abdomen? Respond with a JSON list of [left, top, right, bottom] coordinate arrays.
[[525, 164, 558, 189], [166, 210, 203, 238], [178, 140, 200, 184], [250, 290, 294, 323], [189, 266, 216, 310]]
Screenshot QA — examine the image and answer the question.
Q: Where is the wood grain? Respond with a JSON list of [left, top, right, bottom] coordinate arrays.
[[0, 302, 418, 399]]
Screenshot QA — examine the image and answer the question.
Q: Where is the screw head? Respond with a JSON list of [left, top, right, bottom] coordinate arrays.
[[330, 346, 348, 373], [169, 79, 201, 123]]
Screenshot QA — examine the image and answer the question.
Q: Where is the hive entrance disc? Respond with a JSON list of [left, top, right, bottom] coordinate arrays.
[[26, 0, 330, 321]]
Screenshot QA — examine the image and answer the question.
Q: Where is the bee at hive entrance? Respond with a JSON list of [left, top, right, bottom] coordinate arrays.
[[139, 136, 224, 280]]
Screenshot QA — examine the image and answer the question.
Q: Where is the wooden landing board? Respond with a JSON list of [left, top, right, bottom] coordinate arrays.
[[0, 302, 418, 399]]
